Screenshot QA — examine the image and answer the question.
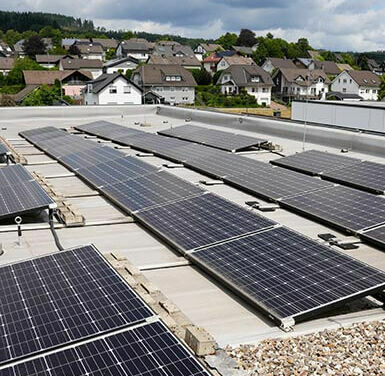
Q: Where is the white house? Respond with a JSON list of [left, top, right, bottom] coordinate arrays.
[[194, 43, 222, 61], [331, 70, 381, 101], [0, 40, 12, 57], [104, 57, 139, 74], [272, 68, 330, 100], [131, 64, 197, 105], [83, 73, 142, 105], [217, 65, 274, 106], [116, 39, 152, 62]]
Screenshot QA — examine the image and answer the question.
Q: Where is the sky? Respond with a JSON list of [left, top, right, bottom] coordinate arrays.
[[2, 0, 385, 51]]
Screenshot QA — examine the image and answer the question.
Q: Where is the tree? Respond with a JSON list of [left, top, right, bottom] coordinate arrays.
[[68, 44, 81, 57], [216, 32, 237, 49], [357, 54, 370, 70], [23, 35, 47, 59], [6, 57, 45, 85], [105, 48, 116, 60], [266, 32, 274, 39], [236, 29, 256, 47], [190, 68, 212, 85], [121, 31, 134, 40]]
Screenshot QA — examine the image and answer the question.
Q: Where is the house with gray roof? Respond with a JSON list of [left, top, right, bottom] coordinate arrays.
[[59, 58, 103, 78], [0, 58, 15, 75], [83, 72, 142, 105], [217, 65, 274, 106], [116, 39, 152, 61], [153, 43, 195, 58], [131, 64, 197, 105], [261, 57, 297, 74], [273, 68, 330, 100], [147, 55, 201, 70], [103, 57, 139, 75], [331, 70, 381, 101]]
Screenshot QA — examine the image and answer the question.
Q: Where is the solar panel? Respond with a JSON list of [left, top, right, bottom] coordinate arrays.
[[190, 226, 385, 326], [76, 121, 145, 140], [225, 166, 334, 201], [281, 185, 385, 233], [0, 142, 9, 156], [360, 225, 385, 249], [321, 161, 385, 194], [128, 133, 190, 155], [102, 170, 205, 212], [159, 124, 267, 152], [78, 156, 159, 188], [0, 165, 55, 220], [0, 321, 210, 376], [271, 150, 362, 175], [0, 245, 152, 365], [135, 193, 276, 252]]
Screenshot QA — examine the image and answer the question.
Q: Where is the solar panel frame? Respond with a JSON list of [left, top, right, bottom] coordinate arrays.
[[271, 150, 362, 176], [134, 193, 277, 253], [0, 245, 153, 366], [321, 160, 385, 195], [360, 225, 385, 249], [190, 226, 385, 326], [281, 185, 385, 233], [0, 321, 211, 376]]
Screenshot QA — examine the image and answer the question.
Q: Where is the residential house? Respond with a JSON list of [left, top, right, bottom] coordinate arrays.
[[231, 45, 256, 57], [293, 58, 314, 69], [59, 58, 103, 79], [131, 64, 197, 105], [90, 38, 119, 51], [194, 43, 222, 61], [0, 40, 12, 57], [0, 58, 15, 76], [153, 42, 195, 58], [36, 55, 73, 69], [272, 68, 330, 100], [23, 70, 93, 101], [83, 73, 142, 105], [331, 70, 381, 101], [314, 60, 341, 76], [202, 50, 237, 75], [116, 39, 152, 61], [72, 41, 104, 60], [14, 38, 53, 57], [367, 59, 382, 75], [261, 57, 297, 74], [62, 38, 89, 49], [216, 55, 255, 72], [147, 55, 201, 70], [336, 63, 354, 72], [217, 65, 274, 106], [103, 57, 139, 75]]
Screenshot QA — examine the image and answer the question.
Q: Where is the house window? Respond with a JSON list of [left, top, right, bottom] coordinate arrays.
[[124, 86, 131, 94], [251, 76, 260, 82], [87, 84, 92, 93], [170, 96, 175, 100], [182, 97, 188, 101], [343, 88, 347, 93], [171, 76, 176, 81], [166, 76, 171, 81], [366, 89, 369, 93], [373, 89, 377, 94], [175, 76, 181, 81], [343, 79, 347, 83], [350, 79, 352, 83], [109, 86, 117, 94], [262, 87, 267, 93]]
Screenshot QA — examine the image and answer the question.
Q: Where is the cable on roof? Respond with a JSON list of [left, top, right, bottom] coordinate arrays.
[[49, 209, 64, 252]]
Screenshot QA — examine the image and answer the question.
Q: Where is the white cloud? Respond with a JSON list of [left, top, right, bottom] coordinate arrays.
[[1, 0, 385, 51]]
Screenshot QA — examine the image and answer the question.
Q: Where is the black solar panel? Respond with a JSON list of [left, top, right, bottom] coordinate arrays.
[[271, 150, 362, 175], [128, 133, 190, 154], [78, 156, 159, 188], [76, 121, 144, 140], [191, 226, 385, 325], [0, 321, 210, 376], [0, 245, 152, 365], [321, 161, 385, 194], [281, 185, 385, 233], [102, 170, 205, 212], [360, 225, 385, 249], [159, 124, 267, 152], [135, 193, 276, 252], [225, 166, 333, 201], [0, 165, 55, 219], [0, 142, 9, 156]]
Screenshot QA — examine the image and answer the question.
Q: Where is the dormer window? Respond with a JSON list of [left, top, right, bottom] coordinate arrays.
[[251, 76, 260, 83], [166, 75, 182, 81], [318, 77, 324, 83]]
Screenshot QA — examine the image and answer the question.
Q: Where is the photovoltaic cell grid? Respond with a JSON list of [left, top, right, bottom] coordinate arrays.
[[271, 150, 362, 175], [0, 142, 9, 156], [361, 225, 385, 249], [0, 245, 152, 365], [158, 124, 267, 152], [321, 161, 385, 195], [0, 165, 54, 219], [135, 193, 276, 252], [0, 321, 210, 376], [281, 185, 385, 233], [191, 226, 385, 323]]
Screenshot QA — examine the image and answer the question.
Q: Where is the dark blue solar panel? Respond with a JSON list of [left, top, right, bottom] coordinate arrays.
[[191, 226, 385, 323], [0, 245, 152, 365], [360, 225, 385, 249]]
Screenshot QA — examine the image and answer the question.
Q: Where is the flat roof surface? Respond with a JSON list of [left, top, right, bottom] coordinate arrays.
[[1, 105, 385, 347]]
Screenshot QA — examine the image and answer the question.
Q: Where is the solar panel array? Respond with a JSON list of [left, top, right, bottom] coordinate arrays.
[[0, 245, 211, 375], [20, 124, 385, 329], [361, 225, 385, 249], [190, 226, 385, 322], [272, 150, 385, 195], [0, 164, 55, 219], [73, 122, 385, 238], [158, 124, 267, 152]]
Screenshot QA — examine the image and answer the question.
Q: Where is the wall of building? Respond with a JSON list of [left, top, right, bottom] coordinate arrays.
[[151, 86, 195, 104], [245, 87, 271, 105], [292, 100, 385, 134]]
